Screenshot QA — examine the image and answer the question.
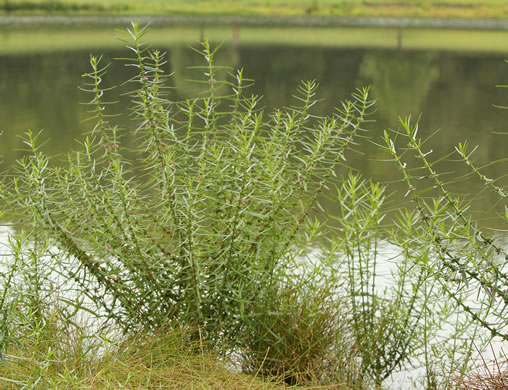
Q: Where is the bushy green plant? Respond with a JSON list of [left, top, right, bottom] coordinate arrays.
[[1, 21, 372, 346], [328, 173, 426, 386], [376, 116, 507, 388], [324, 171, 475, 388], [383, 117, 508, 342]]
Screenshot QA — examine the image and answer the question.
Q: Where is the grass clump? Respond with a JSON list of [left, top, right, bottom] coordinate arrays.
[[0, 310, 285, 389]]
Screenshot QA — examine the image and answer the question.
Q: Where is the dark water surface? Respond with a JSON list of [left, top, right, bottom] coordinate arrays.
[[1, 24, 508, 222]]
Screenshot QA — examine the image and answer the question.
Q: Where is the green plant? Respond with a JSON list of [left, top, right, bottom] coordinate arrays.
[[326, 173, 452, 387], [376, 116, 507, 389], [2, 21, 373, 352], [0, 263, 16, 364], [383, 117, 508, 342], [0, 230, 54, 363], [329, 174, 422, 385]]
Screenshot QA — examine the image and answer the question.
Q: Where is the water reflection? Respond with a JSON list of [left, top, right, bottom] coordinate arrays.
[[360, 51, 440, 123], [1, 26, 508, 214]]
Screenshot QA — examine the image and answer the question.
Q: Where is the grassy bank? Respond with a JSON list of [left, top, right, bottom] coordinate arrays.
[[0, 317, 287, 389], [4, 24, 508, 55], [2, 0, 508, 19]]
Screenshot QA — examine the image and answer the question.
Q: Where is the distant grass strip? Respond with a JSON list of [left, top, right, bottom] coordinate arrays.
[[1, 1, 108, 12], [2, 0, 508, 19], [3, 25, 508, 55]]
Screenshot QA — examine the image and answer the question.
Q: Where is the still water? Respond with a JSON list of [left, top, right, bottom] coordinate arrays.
[[1, 23, 508, 221]]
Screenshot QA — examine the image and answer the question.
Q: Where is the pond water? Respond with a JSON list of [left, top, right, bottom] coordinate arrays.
[[0, 22, 507, 388]]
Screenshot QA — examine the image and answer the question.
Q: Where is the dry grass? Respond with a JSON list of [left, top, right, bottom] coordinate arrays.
[[0, 316, 287, 389], [84, 328, 286, 389], [451, 344, 508, 390], [0, 308, 365, 389]]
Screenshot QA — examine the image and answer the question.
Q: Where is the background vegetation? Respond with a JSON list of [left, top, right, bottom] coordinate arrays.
[[5, 26, 508, 55], [2, 0, 508, 19]]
